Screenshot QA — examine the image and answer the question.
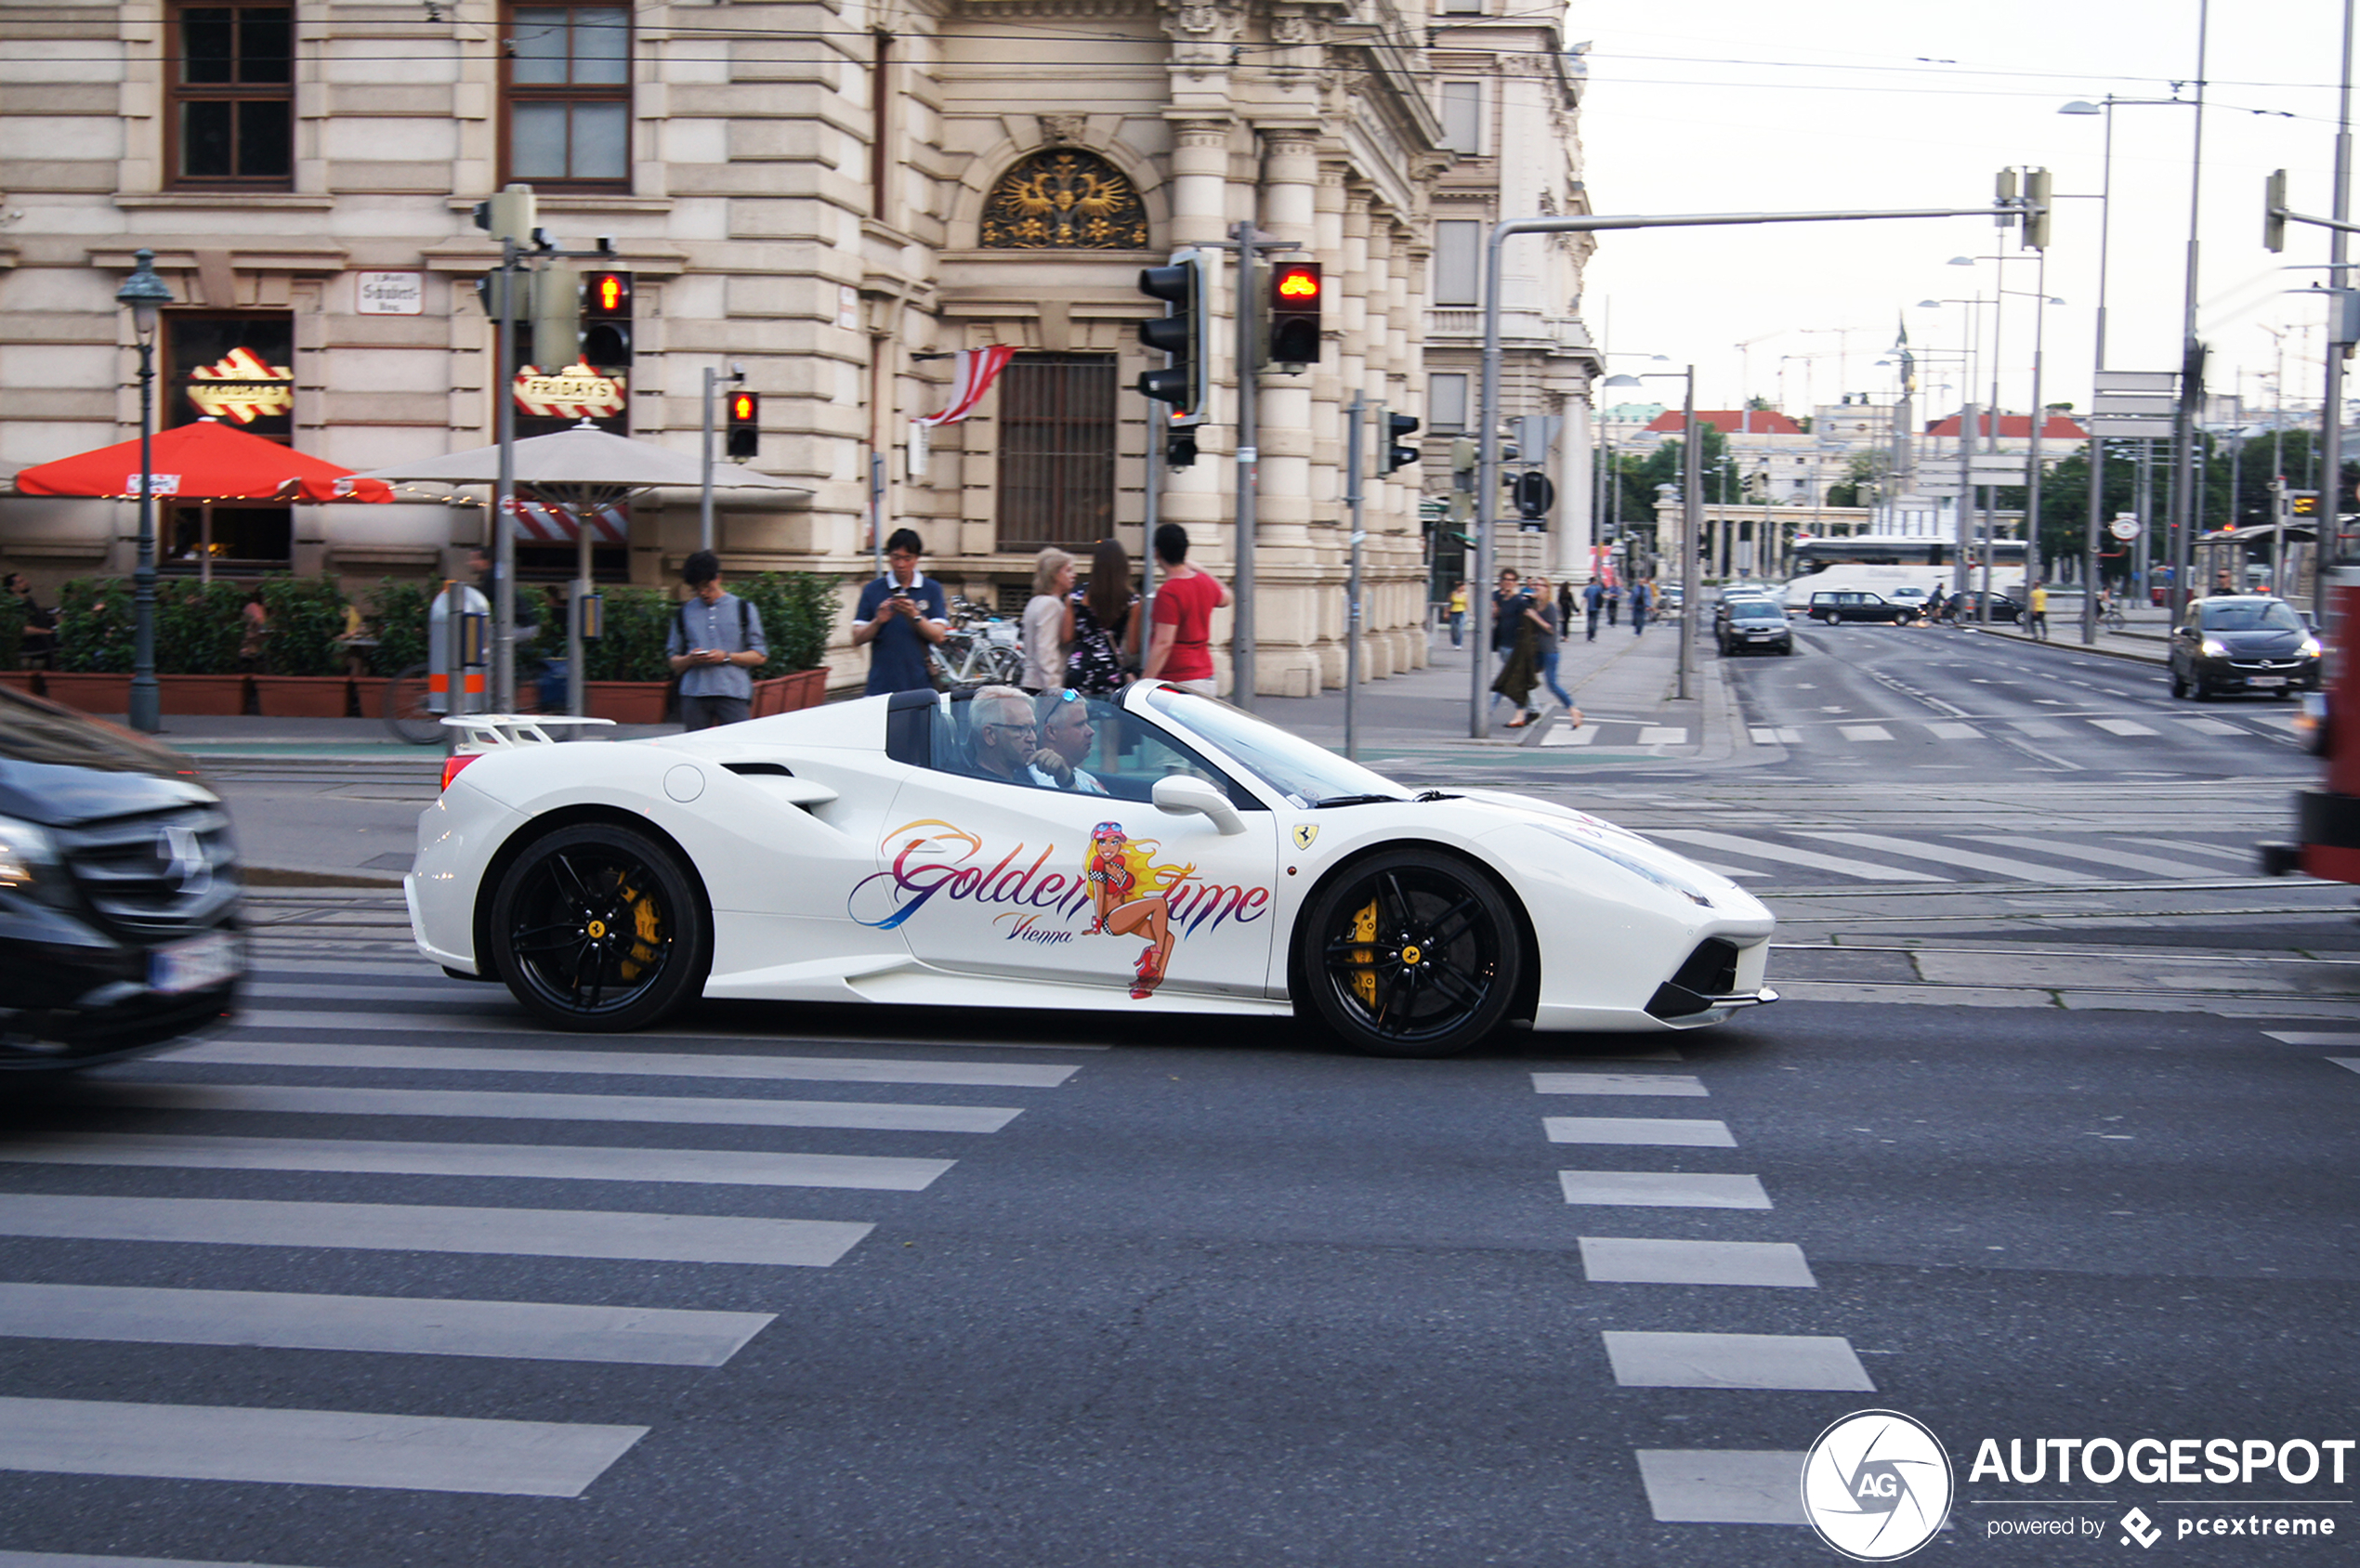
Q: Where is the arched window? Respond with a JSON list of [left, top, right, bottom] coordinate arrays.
[[980, 150, 1147, 250]]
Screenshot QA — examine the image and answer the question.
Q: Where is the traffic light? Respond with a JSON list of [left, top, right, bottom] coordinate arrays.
[[474, 268, 529, 326], [580, 270, 633, 368], [725, 389, 760, 460], [2291, 490, 2319, 518], [2024, 167, 2052, 250], [1994, 167, 2019, 229], [1384, 412, 1421, 476], [470, 183, 536, 243], [1136, 250, 1210, 425], [1267, 261, 1323, 367], [1514, 470, 1555, 519], [1166, 427, 1198, 469], [2266, 169, 2289, 254], [531, 262, 581, 368]]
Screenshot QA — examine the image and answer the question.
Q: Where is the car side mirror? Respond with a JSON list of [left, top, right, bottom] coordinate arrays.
[[1152, 774, 1246, 835]]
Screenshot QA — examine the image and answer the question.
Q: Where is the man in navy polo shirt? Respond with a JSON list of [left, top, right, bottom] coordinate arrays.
[[852, 528, 949, 695]]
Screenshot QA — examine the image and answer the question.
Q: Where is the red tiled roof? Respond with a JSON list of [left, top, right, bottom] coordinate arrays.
[[1639, 410, 1806, 436], [1923, 412, 2089, 439]]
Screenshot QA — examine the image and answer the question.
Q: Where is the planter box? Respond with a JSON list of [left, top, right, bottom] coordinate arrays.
[[42, 672, 131, 714], [0, 672, 37, 698], [752, 668, 828, 717], [159, 674, 251, 716], [353, 676, 395, 721], [585, 680, 671, 725], [252, 675, 353, 718]]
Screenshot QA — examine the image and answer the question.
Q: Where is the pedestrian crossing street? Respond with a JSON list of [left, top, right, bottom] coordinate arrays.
[[0, 934, 1091, 1534], [1542, 1024, 2360, 1533], [1537, 710, 2293, 751]]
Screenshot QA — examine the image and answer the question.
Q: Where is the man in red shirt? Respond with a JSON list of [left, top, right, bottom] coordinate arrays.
[[1143, 523, 1230, 696]]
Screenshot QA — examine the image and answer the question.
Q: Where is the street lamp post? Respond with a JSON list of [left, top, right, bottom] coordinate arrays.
[[2061, 89, 2200, 638], [1602, 364, 1698, 699], [116, 249, 175, 736]]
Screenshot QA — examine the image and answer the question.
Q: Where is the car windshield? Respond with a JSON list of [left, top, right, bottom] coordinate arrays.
[[1146, 687, 1408, 807], [1730, 605, 1783, 623], [2198, 600, 2302, 633]]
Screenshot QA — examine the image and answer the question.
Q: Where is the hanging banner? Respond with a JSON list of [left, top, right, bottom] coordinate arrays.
[[514, 362, 626, 421], [916, 345, 1017, 426]]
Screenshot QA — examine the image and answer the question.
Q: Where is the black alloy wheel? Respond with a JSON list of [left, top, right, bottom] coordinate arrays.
[[488, 822, 708, 1031], [1301, 849, 1522, 1057]]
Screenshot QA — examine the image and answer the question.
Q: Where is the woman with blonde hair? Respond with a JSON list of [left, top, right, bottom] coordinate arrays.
[[1020, 546, 1075, 692]]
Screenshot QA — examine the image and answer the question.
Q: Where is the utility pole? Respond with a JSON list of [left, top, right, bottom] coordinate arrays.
[[2326, 0, 2354, 617], [493, 232, 519, 715], [1344, 393, 1366, 757]]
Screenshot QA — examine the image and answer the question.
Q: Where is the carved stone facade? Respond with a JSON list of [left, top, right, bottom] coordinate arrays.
[[0, 0, 1592, 695]]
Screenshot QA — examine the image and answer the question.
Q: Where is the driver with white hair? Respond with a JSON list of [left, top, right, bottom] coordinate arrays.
[[968, 685, 1038, 784]]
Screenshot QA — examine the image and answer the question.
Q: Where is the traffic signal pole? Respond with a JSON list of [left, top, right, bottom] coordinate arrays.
[[494, 233, 518, 716], [1344, 392, 1366, 759], [1474, 195, 2045, 738], [1232, 220, 1262, 711]]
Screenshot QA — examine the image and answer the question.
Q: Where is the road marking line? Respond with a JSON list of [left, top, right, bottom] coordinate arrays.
[[1578, 1236, 1816, 1287], [109, 1082, 1023, 1135], [0, 1396, 646, 1498], [0, 1194, 872, 1267], [1965, 836, 2204, 881], [2137, 838, 2256, 865], [1648, 829, 1949, 883], [0, 1282, 773, 1367], [1603, 1330, 1874, 1391], [2333, 1059, 2360, 1076], [2267, 1031, 2360, 1046], [1531, 1072, 1708, 1097], [1540, 725, 1600, 747], [1837, 725, 1894, 741], [1794, 830, 2101, 883], [0, 1552, 330, 1568], [215, 1010, 1110, 1052], [1544, 1117, 1735, 1147], [176, 1039, 1080, 1088], [1924, 722, 1979, 740], [1748, 726, 1803, 744], [1638, 727, 1690, 745], [0, 1133, 952, 1192], [2010, 718, 2067, 737], [2090, 717, 2158, 736], [1557, 1170, 1771, 1209], [1635, 1450, 1809, 1524], [2173, 716, 2243, 735]]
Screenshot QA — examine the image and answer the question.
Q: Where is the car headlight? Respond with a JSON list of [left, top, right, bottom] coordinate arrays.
[[0, 813, 59, 891], [2199, 637, 2228, 658], [2298, 636, 2324, 658]]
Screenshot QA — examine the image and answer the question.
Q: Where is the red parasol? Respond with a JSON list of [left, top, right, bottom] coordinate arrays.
[[13, 418, 393, 503]]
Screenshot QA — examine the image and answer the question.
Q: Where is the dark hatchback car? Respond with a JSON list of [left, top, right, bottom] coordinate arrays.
[[0, 686, 242, 1074], [1804, 590, 1920, 625], [1717, 597, 1794, 655], [2168, 595, 2323, 699]]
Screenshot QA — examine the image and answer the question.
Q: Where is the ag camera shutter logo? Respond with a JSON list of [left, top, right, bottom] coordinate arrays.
[[1801, 1409, 1954, 1561]]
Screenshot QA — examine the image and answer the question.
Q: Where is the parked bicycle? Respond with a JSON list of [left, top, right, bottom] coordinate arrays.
[[927, 595, 1024, 688]]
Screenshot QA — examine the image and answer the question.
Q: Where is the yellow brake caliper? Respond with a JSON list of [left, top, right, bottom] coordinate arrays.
[[615, 881, 664, 981], [1349, 898, 1379, 1008]]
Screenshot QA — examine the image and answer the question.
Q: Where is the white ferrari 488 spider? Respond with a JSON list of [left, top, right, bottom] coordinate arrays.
[[407, 684, 1775, 1056]]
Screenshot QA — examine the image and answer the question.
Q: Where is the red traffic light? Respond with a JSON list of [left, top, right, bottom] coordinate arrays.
[[1274, 264, 1321, 302], [728, 391, 756, 424], [1267, 260, 1323, 366], [586, 272, 631, 317]]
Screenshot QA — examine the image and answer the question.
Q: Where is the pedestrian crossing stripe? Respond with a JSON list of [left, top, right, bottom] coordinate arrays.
[[1609, 713, 2273, 751]]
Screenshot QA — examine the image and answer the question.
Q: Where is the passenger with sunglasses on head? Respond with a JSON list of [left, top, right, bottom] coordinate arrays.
[[1028, 687, 1108, 793]]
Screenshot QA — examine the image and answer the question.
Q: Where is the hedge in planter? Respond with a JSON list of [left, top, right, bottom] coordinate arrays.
[[258, 576, 349, 676], [580, 585, 676, 684], [54, 578, 135, 673], [364, 578, 433, 676], [736, 571, 838, 674]]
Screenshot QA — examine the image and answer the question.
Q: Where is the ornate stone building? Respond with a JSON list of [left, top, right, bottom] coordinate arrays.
[[0, 0, 1594, 694]]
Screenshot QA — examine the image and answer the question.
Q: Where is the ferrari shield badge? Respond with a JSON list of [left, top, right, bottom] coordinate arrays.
[[1291, 823, 1318, 851]]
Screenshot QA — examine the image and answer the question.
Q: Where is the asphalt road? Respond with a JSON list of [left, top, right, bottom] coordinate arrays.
[[5, 627, 2354, 1566]]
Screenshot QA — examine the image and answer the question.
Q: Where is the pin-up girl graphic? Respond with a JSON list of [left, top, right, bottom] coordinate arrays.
[[1085, 821, 1189, 999]]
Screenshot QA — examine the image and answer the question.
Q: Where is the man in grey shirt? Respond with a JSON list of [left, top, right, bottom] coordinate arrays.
[[665, 549, 767, 730]]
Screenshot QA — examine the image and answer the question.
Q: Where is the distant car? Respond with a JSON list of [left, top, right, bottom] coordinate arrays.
[[1939, 590, 2023, 625], [1887, 586, 1931, 609], [1805, 590, 1919, 625], [2168, 595, 2324, 700], [0, 687, 243, 1075], [1717, 597, 1794, 656]]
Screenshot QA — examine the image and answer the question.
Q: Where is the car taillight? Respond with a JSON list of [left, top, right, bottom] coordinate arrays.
[[440, 753, 481, 791]]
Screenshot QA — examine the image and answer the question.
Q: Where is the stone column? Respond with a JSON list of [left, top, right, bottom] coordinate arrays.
[[1557, 386, 1593, 583], [1251, 128, 1321, 696]]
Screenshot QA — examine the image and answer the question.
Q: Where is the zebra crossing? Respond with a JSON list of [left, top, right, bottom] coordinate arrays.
[[1540, 711, 2292, 751], [1645, 824, 2265, 889], [1535, 1061, 1857, 1527], [0, 929, 1088, 1534]]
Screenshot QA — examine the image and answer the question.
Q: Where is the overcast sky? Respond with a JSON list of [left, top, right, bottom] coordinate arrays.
[[1569, 0, 2351, 426]]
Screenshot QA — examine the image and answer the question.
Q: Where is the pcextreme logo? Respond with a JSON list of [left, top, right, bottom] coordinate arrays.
[[1801, 1409, 1955, 1561]]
